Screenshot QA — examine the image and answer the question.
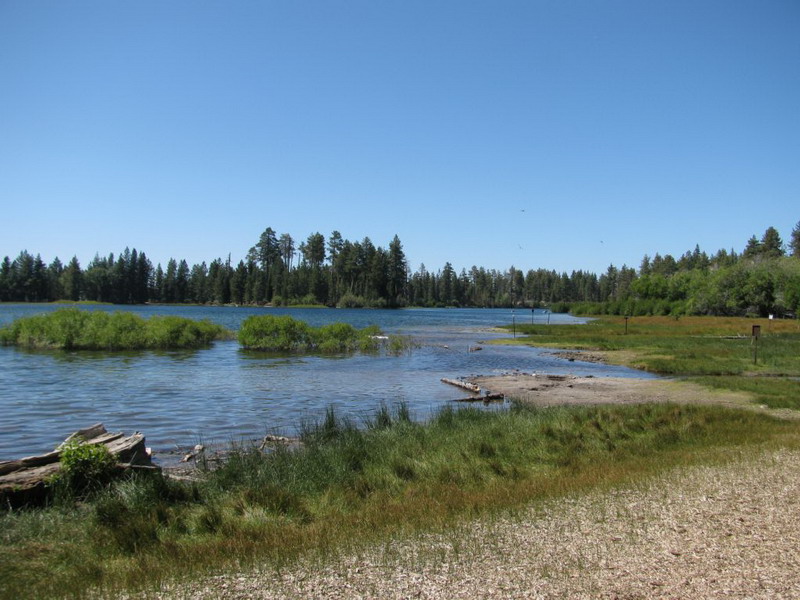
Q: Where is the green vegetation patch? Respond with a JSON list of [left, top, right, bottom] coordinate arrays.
[[505, 316, 800, 376], [1, 402, 795, 599], [502, 315, 800, 408], [238, 314, 413, 354], [0, 308, 232, 350], [689, 376, 800, 410]]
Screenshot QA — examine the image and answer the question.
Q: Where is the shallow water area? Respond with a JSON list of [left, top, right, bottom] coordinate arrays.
[[0, 305, 653, 461]]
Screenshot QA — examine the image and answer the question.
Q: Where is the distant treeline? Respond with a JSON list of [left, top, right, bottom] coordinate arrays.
[[2, 223, 799, 317]]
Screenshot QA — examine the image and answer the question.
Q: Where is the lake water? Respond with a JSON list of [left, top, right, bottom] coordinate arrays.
[[0, 305, 652, 462]]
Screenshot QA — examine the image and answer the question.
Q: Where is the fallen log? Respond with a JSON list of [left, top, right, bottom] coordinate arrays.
[[0, 424, 156, 508], [441, 378, 482, 394], [453, 393, 505, 404]]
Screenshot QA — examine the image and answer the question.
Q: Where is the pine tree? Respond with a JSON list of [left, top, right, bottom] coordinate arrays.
[[760, 226, 784, 258], [789, 221, 800, 258]]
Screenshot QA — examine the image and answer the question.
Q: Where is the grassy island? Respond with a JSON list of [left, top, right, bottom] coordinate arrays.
[[0, 308, 232, 350], [238, 314, 408, 353]]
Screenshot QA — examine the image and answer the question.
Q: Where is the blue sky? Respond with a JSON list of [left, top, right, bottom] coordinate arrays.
[[1, 1, 798, 275]]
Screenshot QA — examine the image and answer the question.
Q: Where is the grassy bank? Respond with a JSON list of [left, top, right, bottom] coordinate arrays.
[[1, 402, 797, 599], [503, 315, 800, 408], [0, 308, 232, 350]]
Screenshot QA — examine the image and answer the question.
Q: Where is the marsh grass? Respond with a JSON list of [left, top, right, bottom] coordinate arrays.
[[1, 401, 795, 599], [0, 308, 232, 350], [504, 315, 800, 405], [689, 375, 800, 410]]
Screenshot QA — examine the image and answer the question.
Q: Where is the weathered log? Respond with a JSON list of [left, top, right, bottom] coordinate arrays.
[[0, 425, 157, 508], [453, 393, 505, 403], [0, 449, 63, 477], [0, 425, 130, 478], [59, 423, 108, 447], [441, 378, 482, 394]]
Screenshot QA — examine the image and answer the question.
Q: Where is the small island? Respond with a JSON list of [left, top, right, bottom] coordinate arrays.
[[0, 308, 232, 350]]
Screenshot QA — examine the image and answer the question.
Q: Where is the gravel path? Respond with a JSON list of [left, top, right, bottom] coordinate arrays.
[[151, 446, 800, 599]]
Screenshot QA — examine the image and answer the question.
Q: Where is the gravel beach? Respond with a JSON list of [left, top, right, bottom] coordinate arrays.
[[146, 445, 799, 599]]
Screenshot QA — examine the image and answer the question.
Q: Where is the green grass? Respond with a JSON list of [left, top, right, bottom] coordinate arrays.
[[238, 314, 413, 354], [0, 308, 233, 350], [1, 401, 796, 599], [502, 315, 800, 408], [689, 376, 800, 410]]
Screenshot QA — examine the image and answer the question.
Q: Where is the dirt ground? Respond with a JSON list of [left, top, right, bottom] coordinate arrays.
[[466, 373, 753, 409], [466, 360, 800, 421]]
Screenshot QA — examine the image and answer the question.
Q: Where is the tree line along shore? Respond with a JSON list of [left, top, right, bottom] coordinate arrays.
[[2, 222, 799, 316]]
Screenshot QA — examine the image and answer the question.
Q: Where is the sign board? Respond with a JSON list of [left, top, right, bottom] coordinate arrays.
[[752, 325, 761, 338]]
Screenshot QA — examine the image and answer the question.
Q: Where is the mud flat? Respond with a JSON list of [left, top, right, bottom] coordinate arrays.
[[466, 373, 753, 409]]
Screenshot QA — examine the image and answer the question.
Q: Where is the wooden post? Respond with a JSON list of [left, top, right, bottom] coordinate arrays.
[[752, 325, 761, 365]]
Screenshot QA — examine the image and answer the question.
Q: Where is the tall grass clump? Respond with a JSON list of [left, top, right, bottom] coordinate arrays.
[[0, 308, 230, 350], [238, 314, 403, 354]]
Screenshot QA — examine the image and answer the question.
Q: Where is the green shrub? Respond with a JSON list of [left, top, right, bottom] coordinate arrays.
[[53, 440, 118, 499], [337, 292, 368, 308], [238, 315, 394, 354], [238, 314, 313, 351]]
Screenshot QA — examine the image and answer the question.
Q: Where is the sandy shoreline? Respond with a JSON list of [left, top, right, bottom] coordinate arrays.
[[467, 372, 755, 410]]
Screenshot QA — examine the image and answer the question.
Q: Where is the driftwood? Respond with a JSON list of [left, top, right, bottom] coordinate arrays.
[[259, 435, 298, 450], [0, 424, 156, 508], [441, 378, 482, 394], [181, 444, 205, 463], [453, 393, 505, 404]]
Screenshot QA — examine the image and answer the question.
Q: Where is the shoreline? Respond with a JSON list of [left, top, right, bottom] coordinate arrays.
[[467, 372, 757, 410]]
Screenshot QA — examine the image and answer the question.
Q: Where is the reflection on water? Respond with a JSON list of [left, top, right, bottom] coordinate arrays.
[[0, 305, 653, 461]]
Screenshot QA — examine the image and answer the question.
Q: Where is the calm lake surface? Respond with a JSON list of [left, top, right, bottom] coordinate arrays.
[[0, 305, 652, 462]]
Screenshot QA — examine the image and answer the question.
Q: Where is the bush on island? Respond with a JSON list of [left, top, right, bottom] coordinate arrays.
[[238, 314, 385, 353]]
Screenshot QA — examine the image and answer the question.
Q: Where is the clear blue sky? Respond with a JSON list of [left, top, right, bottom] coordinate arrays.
[[1, 1, 798, 275]]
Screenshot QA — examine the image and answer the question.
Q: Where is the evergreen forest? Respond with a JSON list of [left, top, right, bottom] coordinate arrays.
[[2, 223, 799, 318]]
